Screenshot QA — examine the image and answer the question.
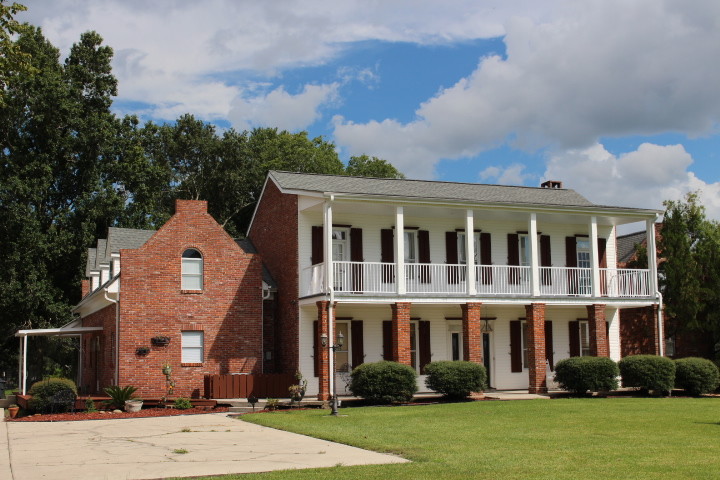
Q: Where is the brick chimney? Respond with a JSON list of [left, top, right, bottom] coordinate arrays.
[[540, 180, 563, 189], [175, 199, 208, 214]]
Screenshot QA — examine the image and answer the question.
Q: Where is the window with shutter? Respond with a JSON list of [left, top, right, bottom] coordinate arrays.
[[351, 320, 364, 369], [510, 320, 522, 372]]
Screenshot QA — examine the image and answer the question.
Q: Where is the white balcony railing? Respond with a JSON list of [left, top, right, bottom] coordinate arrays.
[[303, 262, 653, 299]]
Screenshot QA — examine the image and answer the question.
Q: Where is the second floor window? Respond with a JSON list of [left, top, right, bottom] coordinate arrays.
[[182, 248, 203, 290], [458, 232, 481, 264], [518, 234, 530, 267], [404, 230, 418, 263]]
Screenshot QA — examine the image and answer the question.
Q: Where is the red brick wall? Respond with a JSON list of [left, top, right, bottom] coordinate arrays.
[[80, 304, 116, 394], [461, 303, 483, 363], [117, 199, 263, 399], [620, 306, 659, 357], [526, 303, 547, 394], [247, 180, 300, 374], [391, 302, 412, 365]]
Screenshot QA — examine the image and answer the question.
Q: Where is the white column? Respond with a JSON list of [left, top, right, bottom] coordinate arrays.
[[466, 210, 476, 295], [395, 206, 406, 295], [607, 308, 621, 362], [324, 199, 335, 396], [18, 337, 22, 395], [646, 219, 658, 292], [22, 335, 28, 395], [529, 213, 540, 296], [589, 216, 601, 297]]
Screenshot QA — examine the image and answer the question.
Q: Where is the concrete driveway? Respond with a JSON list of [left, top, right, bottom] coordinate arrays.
[[1, 412, 408, 480]]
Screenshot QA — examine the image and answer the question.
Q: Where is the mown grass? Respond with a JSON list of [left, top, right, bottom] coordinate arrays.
[[192, 398, 720, 480]]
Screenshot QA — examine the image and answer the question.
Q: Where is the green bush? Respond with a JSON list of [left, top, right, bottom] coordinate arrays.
[[424, 361, 487, 399], [619, 355, 675, 394], [28, 377, 78, 413], [174, 397, 193, 410], [554, 357, 619, 394], [104, 385, 138, 409], [674, 357, 720, 396], [350, 361, 418, 404]]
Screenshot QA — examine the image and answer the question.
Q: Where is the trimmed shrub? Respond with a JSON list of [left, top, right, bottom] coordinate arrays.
[[619, 355, 675, 394], [424, 361, 487, 400], [28, 377, 78, 413], [350, 361, 418, 404], [675, 357, 720, 396], [174, 397, 193, 410], [554, 357, 619, 394]]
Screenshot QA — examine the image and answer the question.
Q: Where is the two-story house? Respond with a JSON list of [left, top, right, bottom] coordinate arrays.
[[248, 171, 662, 398]]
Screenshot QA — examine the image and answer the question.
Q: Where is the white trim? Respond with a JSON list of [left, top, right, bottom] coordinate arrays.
[[465, 210, 476, 295], [529, 213, 540, 296], [589, 216, 601, 297], [395, 206, 406, 295]]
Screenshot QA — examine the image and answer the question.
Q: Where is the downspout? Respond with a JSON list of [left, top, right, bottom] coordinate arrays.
[[261, 282, 271, 374], [103, 289, 119, 386], [656, 291, 664, 357]]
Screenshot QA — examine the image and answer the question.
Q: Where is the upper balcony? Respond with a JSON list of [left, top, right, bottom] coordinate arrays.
[[304, 262, 653, 300]]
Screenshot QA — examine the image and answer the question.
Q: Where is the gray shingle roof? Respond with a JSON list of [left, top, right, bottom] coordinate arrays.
[[85, 227, 155, 275], [617, 230, 647, 265], [270, 170, 597, 208]]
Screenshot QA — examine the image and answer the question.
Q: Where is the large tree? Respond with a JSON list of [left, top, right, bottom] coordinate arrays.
[[0, 1, 35, 106]]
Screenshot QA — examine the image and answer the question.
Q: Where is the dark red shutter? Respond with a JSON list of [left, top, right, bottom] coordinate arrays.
[[311, 226, 323, 265], [418, 230, 431, 283], [508, 234, 520, 284], [446, 232, 460, 284], [480, 232, 492, 284], [569, 321, 580, 357], [597, 238, 607, 268], [351, 320, 364, 369], [381, 229, 394, 283], [545, 321, 554, 370], [350, 228, 363, 292], [419, 320, 431, 373], [540, 235, 552, 286], [566, 237, 577, 294], [313, 321, 319, 377], [382, 320, 393, 360], [510, 320, 522, 372]]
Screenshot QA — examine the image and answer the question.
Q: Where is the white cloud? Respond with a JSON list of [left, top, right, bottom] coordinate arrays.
[[479, 164, 533, 185], [229, 83, 340, 131], [543, 142, 720, 220], [334, 0, 720, 177]]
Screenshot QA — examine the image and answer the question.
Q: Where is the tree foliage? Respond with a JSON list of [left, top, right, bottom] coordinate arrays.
[[659, 192, 720, 356], [0, 22, 404, 383]]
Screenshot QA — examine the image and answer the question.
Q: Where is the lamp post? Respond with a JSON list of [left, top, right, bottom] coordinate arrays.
[[321, 331, 344, 416]]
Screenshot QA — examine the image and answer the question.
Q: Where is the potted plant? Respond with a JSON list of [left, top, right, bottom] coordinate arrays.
[[124, 399, 143, 412], [288, 371, 307, 403], [151, 336, 171, 347], [7, 404, 19, 419], [162, 362, 172, 376]]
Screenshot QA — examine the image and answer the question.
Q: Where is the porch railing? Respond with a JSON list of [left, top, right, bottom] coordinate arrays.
[[303, 261, 653, 298]]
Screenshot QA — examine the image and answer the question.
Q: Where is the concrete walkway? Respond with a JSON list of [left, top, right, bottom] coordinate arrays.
[[0, 411, 407, 480]]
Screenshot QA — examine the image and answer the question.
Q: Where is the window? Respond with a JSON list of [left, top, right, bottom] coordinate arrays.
[[182, 331, 204, 363], [407, 321, 421, 371], [457, 232, 481, 264], [447, 323, 463, 361], [578, 320, 590, 356], [518, 234, 530, 267], [182, 249, 203, 290], [404, 230, 417, 263], [576, 238, 592, 295], [335, 322, 350, 372], [522, 321, 529, 368]]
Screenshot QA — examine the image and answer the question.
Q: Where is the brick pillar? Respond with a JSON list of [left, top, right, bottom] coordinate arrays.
[[461, 303, 483, 363], [391, 302, 412, 365], [587, 304, 609, 357], [526, 303, 547, 394], [649, 304, 660, 355], [316, 301, 330, 401]]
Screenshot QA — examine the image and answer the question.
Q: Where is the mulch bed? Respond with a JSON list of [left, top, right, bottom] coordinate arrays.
[[7, 406, 229, 422]]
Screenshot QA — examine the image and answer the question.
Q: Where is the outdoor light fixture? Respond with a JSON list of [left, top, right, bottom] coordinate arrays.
[[481, 319, 494, 333], [322, 331, 344, 416]]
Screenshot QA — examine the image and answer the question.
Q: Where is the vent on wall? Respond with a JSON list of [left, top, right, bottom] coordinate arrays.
[[540, 180, 563, 189]]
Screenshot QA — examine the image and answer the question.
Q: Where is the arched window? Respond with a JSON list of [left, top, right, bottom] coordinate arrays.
[[181, 249, 203, 290]]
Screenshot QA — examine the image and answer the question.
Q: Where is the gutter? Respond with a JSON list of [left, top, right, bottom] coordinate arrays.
[[103, 288, 119, 386]]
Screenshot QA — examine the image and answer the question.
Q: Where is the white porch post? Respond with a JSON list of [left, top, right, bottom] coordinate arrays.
[[529, 213, 540, 296], [589, 216, 601, 297], [466, 210, 476, 295], [607, 308, 621, 362], [646, 218, 658, 292], [22, 335, 27, 395], [324, 198, 335, 396], [18, 336, 22, 395], [395, 206, 406, 295]]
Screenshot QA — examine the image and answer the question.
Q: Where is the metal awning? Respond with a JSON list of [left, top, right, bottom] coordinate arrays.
[[15, 319, 103, 395]]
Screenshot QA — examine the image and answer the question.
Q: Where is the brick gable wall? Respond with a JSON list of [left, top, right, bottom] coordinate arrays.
[[248, 180, 300, 374], [117, 200, 263, 398]]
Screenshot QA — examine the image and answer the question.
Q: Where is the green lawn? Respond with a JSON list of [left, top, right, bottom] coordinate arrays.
[[196, 398, 720, 480]]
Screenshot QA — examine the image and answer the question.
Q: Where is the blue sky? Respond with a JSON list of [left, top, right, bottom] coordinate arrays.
[[22, 0, 720, 220]]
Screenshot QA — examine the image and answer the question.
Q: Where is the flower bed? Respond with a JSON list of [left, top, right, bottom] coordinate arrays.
[[7, 406, 228, 422]]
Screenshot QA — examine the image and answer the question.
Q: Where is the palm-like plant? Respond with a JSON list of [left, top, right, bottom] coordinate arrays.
[[104, 385, 138, 409]]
